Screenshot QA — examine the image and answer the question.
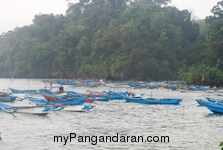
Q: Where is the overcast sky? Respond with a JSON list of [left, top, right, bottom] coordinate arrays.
[[0, 0, 220, 34]]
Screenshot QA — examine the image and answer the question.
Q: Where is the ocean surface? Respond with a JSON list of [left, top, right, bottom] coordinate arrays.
[[0, 78, 222, 150]]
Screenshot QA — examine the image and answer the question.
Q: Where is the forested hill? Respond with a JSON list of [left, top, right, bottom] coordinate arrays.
[[1, 0, 223, 86]]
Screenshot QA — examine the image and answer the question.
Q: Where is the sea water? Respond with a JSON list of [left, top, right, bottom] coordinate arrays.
[[0, 78, 222, 150]]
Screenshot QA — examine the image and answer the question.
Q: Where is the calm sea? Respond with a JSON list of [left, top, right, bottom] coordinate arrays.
[[0, 78, 222, 150]]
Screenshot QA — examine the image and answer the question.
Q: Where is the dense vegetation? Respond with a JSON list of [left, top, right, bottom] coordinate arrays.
[[1, 0, 223, 86], [220, 140, 223, 150]]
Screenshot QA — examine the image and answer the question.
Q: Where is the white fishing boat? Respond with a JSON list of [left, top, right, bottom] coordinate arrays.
[[0, 102, 55, 115], [15, 106, 50, 115], [62, 105, 89, 112]]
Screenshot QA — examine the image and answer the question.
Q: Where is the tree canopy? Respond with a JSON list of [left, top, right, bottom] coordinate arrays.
[[1, 0, 223, 85]]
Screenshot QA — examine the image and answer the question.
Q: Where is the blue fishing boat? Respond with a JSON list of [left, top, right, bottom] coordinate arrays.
[[94, 96, 110, 101], [127, 81, 147, 89], [194, 98, 223, 114], [0, 96, 18, 102], [52, 98, 85, 105], [123, 96, 183, 105], [187, 86, 206, 91], [27, 97, 94, 112], [27, 96, 86, 105], [107, 92, 123, 99], [66, 91, 86, 98], [104, 86, 132, 100], [0, 102, 62, 115], [206, 97, 223, 103], [57, 80, 77, 85], [86, 89, 111, 101], [169, 86, 178, 91], [104, 91, 129, 100], [39, 84, 86, 100], [123, 96, 151, 104], [9, 88, 39, 95], [194, 98, 209, 106], [204, 102, 223, 114]]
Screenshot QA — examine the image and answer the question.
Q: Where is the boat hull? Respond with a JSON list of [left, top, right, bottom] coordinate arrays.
[[27, 96, 85, 105], [62, 105, 87, 112], [194, 99, 209, 106], [16, 107, 49, 115], [95, 96, 110, 101], [145, 98, 182, 104], [0, 96, 17, 102], [124, 96, 182, 105], [9, 88, 39, 94], [206, 104, 223, 114]]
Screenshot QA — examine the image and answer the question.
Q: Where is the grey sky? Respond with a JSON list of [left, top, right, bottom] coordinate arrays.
[[0, 0, 68, 34], [171, 0, 220, 19], [0, 0, 220, 34]]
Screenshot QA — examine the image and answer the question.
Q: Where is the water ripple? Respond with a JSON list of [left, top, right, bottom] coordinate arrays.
[[0, 79, 222, 149]]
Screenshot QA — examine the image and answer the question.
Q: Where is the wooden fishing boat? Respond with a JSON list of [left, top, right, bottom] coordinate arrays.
[[40, 84, 87, 101], [194, 98, 223, 114], [0, 102, 60, 115], [41, 90, 87, 100], [123, 96, 183, 105], [204, 102, 223, 114], [61, 105, 95, 112], [127, 81, 147, 89], [86, 89, 110, 101], [194, 98, 209, 106], [187, 86, 206, 91], [14, 106, 50, 115], [9, 88, 39, 94], [105, 86, 131, 100], [57, 80, 77, 85], [107, 91, 124, 100], [206, 97, 223, 103], [0, 96, 18, 102], [86, 89, 108, 97], [66, 91, 86, 98], [169, 86, 179, 91], [123, 96, 151, 104], [28, 96, 86, 105], [27, 97, 94, 112], [0, 90, 12, 97], [41, 92, 68, 100], [95, 96, 110, 101], [194, 97, 223, 106]]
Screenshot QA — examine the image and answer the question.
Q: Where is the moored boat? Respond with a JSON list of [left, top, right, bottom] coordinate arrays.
[[86, 89, 108, 97], [15, 106, 50, 115], [0, 102, 60, 115], [206, 97, 223, 103], [0, 96, 18, 102], [123, 96, 183, 105], [194, 98, 223, 114], [86, 89, 110, 101], [95, 96, 110, 101], [204, 102, 223, 114], [61, 105, 95, 112], [27, 96, 94, 112], [0, 90, 12, 97], [41, 92, 68, 100], [194, 98, 209, 106], [9, 88, 39, 94]]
